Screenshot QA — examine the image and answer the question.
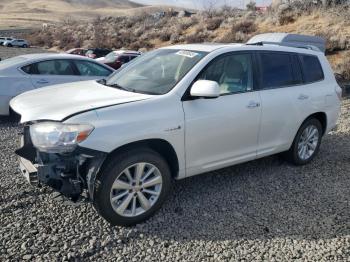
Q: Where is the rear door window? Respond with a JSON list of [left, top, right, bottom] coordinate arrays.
[[32, 60, 76, 75], [291, 54, 303, 85], [259, 52, 296, 89], [300, 55, 324, 83]]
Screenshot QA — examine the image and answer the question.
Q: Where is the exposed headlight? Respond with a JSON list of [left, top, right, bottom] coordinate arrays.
[[30, 122, 94, 153]]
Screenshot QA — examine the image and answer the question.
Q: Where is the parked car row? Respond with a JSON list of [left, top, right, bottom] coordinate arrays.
[[0, 37, 29, 48], [0, 53, 114, 115], [66, 48, 142, 69]]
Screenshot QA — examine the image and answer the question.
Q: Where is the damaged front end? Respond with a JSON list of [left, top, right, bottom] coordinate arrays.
[[16, 125, 106, 201]]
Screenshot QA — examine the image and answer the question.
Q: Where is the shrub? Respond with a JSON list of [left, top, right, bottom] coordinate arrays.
[[335, 55, 350, 81], [246, 1, 256, 11], [159, 32, 172, 42], [231, 20, 256, 34], [206, 18, 224, 31]]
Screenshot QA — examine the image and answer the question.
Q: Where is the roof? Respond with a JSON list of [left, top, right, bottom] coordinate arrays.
[[161, 42, 322, 55], [163, 43, 242, 52], [17, 53, 92, 60], [247, 33, 326, 53], [112, 50, 141, 55]]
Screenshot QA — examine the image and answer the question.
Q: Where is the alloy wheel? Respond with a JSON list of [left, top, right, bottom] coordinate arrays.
[[297, 125, 319, 161], [110, 162, 163, 217]]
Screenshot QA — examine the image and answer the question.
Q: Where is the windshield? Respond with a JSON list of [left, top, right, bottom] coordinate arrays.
[[106, 49, 207, 95], [105, 52, 117, 63]]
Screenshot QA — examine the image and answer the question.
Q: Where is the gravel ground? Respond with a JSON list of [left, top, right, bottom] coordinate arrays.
[[0, 47, 349, 261], [0, 103, 349, 261], [0, 46, 53, 60]]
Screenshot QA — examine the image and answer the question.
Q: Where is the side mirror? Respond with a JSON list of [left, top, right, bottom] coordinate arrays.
[[190, 80, 220, 98]]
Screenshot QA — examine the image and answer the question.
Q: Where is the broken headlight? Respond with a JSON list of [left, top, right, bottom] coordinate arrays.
[[30, 122, 94, 153]]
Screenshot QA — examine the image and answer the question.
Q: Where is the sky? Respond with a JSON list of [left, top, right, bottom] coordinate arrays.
[[132, 0, 272, 9]]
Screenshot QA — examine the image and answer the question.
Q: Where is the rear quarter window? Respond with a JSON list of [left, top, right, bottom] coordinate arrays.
[[300, 55, 324, 83]]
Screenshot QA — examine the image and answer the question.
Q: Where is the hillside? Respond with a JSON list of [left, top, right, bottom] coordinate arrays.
[[0, 0, 144, 29]]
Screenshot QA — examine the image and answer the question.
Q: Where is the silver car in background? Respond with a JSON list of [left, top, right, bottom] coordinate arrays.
[[0, 53, 114, 115], [3, 39, 29, 48]]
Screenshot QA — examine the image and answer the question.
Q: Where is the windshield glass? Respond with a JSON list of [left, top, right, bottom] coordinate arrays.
[[105, 52, 117, 63], [106, 49, 207, 95]]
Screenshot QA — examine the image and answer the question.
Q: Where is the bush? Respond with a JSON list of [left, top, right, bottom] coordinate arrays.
[[185, 31, 211, 43], [246, 1, 256, 11], [231, 20, 256, 34], [159, 32, 172, 42], [335, 55, 350, 81], [206, 18, 223, 30]]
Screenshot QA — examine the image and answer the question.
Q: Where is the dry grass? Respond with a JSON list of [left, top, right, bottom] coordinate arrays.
[[0, 0, 155, 29], [13, 3, 350, 82]]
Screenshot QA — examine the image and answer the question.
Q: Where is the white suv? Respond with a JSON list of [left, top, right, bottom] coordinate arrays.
[[11, 42, 342, 226], [4, 39, 29, 48]]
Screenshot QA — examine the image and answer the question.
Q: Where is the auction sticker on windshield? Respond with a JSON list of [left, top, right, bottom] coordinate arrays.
[[176, 50, 199, 58]]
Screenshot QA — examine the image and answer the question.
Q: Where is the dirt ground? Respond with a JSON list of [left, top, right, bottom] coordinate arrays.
[[0, 45, 53, 60]]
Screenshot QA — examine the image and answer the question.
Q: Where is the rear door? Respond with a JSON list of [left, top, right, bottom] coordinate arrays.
[[256, 51, 305, 157], [28, 59, 81, 88]]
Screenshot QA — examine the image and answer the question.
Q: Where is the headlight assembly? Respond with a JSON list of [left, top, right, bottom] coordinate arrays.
[[30, 122, 94, 153]]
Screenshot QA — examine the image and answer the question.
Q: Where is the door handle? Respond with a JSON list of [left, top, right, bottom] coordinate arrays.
[[36, 79, 49, 84], [247, 101, 260, 108], [298, 94, 309, 100]]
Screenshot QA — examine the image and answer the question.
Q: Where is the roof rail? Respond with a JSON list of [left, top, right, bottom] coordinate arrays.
[[247, 33, 326, 53], [246, 41, 322, 52]]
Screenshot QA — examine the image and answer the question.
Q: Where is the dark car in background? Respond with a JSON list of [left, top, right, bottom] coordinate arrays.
[[85, 48, 112, 59], [96, 50, 141, 70]]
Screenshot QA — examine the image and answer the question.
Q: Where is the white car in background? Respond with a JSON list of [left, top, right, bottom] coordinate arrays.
[[3, 39, 29, 48], [0, 53, 114, 115], [0, 37, 14, 46]]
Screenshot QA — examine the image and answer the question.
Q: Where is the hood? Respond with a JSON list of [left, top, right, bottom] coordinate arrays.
[[10, 80, 153, 123]]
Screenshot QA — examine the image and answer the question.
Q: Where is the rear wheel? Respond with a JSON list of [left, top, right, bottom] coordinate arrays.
[[93, 148, 172, 226], [22, 44, 28, 48], [284, 118, 322, 165]]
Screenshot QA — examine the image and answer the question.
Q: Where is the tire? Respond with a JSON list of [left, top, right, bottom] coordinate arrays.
[[284, 118, 323, 165], [7, 44, 12, 47], [9, 107, 20, 122], [93, 147, 172, 226], [23, 44, 28, 48]]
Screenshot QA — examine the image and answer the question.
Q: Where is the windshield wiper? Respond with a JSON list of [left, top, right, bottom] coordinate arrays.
[[102, 81, 159, 95], [106, 83, 132, 92]]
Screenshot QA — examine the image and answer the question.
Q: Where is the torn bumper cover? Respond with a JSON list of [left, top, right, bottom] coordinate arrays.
[[16, 126, 107, 201]]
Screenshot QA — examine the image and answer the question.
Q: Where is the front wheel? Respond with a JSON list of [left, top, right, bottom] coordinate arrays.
[[284, 118, 323, 165], [93, 148, 172, 226]]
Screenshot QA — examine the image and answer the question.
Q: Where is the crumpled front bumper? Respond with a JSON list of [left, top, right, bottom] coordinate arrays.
[[16, 126, 107, 201]]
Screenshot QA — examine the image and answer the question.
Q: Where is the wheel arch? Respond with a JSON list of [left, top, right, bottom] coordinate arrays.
[[101, 139, 180, 179], [303, 112, 327, 136]]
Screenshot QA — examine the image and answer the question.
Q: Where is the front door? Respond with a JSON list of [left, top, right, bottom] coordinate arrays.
[[183, 52, 261, 176]]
